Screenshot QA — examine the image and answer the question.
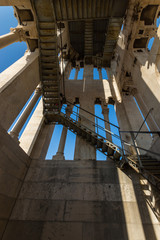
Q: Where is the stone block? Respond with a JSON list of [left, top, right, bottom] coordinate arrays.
[[64, 201, 126, 223], [30, 159, 115, 169], [2, 220, 43, 240], [0, 194, 15, 219], [0, 169, 22, 198], [0, 145, 27, 180], [99, 168, 119, 183], [19, 182, 84, 200], [11, 199, 65, 221], [25, 167, 69, 182], [64, 201, 104, 222], [0, 220, 7, 239], [41, 222, 83, 240], [69, 168, 100, 183], [83, 223, 128, 240], [83, 183, 104, 201], [103, 201, 125, 223]]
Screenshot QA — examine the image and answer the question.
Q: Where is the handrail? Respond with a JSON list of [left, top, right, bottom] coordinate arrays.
[[61, 104, 160, 158], [120, 130, 160, 136], [60, 111, 122, 152], [66, 100, 120, 129], [62, 105, 122, 142]]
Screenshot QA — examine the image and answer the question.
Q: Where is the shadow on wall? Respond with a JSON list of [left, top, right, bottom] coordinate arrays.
[[120, 167, 160, 240]]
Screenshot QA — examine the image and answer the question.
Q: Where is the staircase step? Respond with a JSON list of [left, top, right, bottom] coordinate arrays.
[[41, 63, 57, 68], [40, 36, 56, 43], [42, 69, 58, 75], [107, 146, 115, 156], [41, 50, 57, 56], [102, 142, 108, 152], [43, 81, 58, 86], [43, 86, 59, 92], [41, 42, 56, 50], [97, 139, 103, 148], [39, 22, 56, 29], [114, 151, 121, 160], [40, 29, 56, 35], [41, 56, 57, 62], [42, 75, 57, 80]]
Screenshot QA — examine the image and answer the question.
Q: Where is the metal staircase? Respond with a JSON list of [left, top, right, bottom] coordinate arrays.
[[33, 1, 60, 122], [51, 103, 160, 191]]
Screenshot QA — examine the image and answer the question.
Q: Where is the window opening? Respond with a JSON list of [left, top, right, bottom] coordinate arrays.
[[93, 68, 99, 80], [108, 105, 121, 147], [147, 37, 155, 51], [102, 68, 108, 79], [121, 24, 124, 32], [77, 68, 84, 80], [45, 124, 63, 159], [69, 68, 76, 80]]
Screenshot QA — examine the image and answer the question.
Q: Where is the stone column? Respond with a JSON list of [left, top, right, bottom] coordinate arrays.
[[74, 67, 79, 80], [53, 105, 72, 160], [102, 107, 112, 143], [98, 68, 102, 80], [74, 99, 96, 160], [0, 27, 26, 49], [9, 83, 41, 141]]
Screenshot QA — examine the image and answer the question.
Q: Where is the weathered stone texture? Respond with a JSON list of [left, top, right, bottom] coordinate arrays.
[[2, 159, 160, 240]]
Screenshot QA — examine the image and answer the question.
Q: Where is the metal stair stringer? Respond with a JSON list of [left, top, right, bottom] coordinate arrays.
[[56, 112, 122, 161], [55, 112, 160, 191], [33, 0, 61, 123]]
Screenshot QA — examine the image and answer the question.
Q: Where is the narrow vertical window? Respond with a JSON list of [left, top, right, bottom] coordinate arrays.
[[93, 68, 99, 80]]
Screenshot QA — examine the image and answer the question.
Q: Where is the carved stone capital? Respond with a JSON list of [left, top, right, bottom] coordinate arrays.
[[35, 83, 42, 94], [10, 27, 26, 42]]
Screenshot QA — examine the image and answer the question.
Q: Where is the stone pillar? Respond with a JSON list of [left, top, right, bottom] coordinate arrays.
[[74, 99, 96, 160], [0, 27, 26, 49], [74, 67, 79, 80], [9, 84, 41, 141], [102, 107, 112, 143], [0, 50, 40, 130], [19, 98, 44, 156], [53, 105, 72, 160], [98, 68, 102, 80]]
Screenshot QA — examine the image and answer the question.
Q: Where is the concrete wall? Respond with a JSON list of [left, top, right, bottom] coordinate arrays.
[[0, 124, 30, 239], [1, 159, 160, 240], [0, 50, 40, 130]]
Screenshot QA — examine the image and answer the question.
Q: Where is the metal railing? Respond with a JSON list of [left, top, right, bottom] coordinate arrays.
[[61, 103, 160, 168]]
